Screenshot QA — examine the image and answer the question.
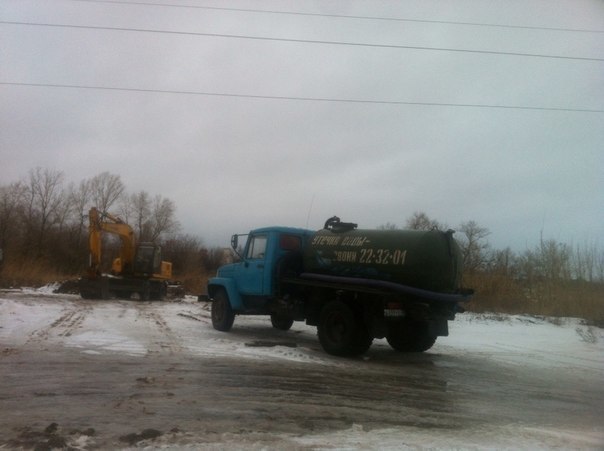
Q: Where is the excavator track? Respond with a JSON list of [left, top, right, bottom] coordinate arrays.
[[79, 276, 167, 301]]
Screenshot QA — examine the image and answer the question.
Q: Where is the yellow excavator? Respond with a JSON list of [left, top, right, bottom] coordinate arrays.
[[79, 207, 172, 300]]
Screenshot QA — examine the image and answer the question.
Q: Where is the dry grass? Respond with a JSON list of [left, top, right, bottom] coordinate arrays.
[[2, 261, 602, 324], [173, 269, 211, 296], [0, 260, 75, 289], [0, 261, 212, 295], [464, 272, 604, 325]]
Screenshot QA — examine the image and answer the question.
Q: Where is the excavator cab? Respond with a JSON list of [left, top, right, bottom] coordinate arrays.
[[134, 243, 162, 276], [111, 244, 171, 280]]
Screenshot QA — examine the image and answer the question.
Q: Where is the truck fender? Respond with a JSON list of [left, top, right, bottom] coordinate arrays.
[[208, 278, 244, 311]]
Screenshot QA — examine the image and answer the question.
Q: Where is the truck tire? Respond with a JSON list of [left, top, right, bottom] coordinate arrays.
[[351, 323, 373, 355], [386, 320, 436, 352], [318, 300, 360, 357], [270, 313, 294, 331], [211, 289, 235, 332]]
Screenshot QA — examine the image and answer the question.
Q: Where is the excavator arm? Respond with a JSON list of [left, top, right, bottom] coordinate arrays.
[[87, 207, 136, 277]]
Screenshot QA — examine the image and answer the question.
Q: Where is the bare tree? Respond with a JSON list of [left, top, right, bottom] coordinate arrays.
[[25, 168, 66, 256], [90, 172, 124, 212], [161, 234, 203, 273], [571, 240, 603, 282], [119, 192, 179, 242], [458, 220, 490, 272], [406, 211, 445, 231], [0, 181, 26, 261], [148, 195, 179, 241], [200, 246, 232, 273], [596, 247, 604, 282], [377, 222, 399, 230], [0, 167, 196, 280], [538, 238, 571, 281], [127, 191, 151, 241], [67, 179, 93, 245], [488, 246, 515, 276]]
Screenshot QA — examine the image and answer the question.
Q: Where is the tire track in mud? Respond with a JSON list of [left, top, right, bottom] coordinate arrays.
[[115, 302, 131, 319], [176, 310, 211, 324], [25, 303, 92, 345], [136, 306, 184, 355]]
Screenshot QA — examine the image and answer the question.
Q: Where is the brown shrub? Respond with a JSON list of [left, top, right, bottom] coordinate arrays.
[[172, 269, 212, 296], [464, 272, 604, 323], [0, 258, 214, 296], [0, 260, 74, 288]]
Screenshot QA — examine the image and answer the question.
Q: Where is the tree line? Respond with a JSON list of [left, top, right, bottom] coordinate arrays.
[[384, 212, 603, 321], [1, 169, 601, 319], [1, 170, 601, 283], [0, 168, 224, 285], [391, 211, 604, 284]]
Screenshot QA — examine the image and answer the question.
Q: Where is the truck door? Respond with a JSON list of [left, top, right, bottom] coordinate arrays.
[[237, 234, 268, 295]]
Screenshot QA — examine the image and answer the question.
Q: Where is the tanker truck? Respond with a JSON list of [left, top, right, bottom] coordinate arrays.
[[206, 216, 473, 356]]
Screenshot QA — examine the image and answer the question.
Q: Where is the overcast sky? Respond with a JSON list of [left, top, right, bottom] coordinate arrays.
[[1, 0, 603, 250]]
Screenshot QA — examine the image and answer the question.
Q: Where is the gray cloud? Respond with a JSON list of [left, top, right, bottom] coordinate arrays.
[[1, 0, 603, 250]]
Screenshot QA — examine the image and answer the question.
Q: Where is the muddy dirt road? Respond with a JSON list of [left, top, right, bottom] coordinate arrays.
[[1, 290, 602, 449]]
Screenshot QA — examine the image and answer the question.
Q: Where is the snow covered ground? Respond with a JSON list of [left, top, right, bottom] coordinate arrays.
[[1, 286, 603, 449], [4, 284, 602, 372]]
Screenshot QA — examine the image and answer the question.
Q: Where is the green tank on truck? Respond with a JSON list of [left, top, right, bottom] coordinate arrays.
[[304, 221, 462, 293], [205, 216, 473, 357]]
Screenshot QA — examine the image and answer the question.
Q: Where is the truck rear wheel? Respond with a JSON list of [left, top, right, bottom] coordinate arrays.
[[387, 320, 436, 352], [211, 289, 235, 332], [318, 300, 367, 357], [352, 323, 373, 355], [270, 314, 294, 331]]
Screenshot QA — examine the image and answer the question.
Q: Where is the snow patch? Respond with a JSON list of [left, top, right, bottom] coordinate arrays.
[[21, 283, 62, 294], [290, 423, 604, 450]]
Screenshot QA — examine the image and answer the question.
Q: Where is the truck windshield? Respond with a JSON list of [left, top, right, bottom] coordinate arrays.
[[246, 235, 267, 260]]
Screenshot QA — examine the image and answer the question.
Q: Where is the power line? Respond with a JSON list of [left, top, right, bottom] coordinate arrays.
[[2, 21, 602, 62], [69, 0, 604, 34], [2, 82, 603, 113]]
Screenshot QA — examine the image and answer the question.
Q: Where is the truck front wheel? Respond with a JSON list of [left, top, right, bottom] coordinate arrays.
[[318, 301, 362, 357], [211, 289, 235, 332], [387, 320, 436, 352]]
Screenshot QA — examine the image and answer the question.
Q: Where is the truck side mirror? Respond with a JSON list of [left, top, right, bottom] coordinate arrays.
[[231, 234, 238, 250]]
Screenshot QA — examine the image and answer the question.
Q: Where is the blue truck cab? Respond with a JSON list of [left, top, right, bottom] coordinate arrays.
[[207, 226, 313, 331]]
